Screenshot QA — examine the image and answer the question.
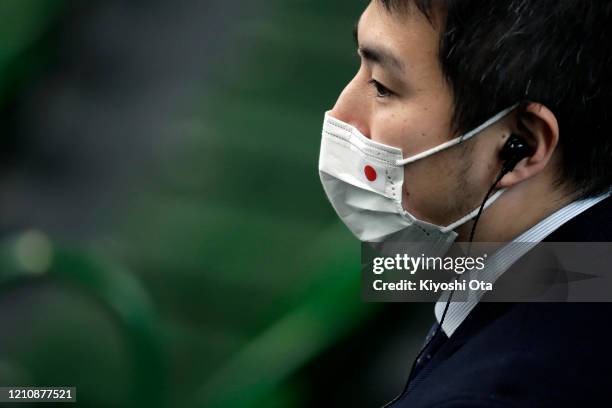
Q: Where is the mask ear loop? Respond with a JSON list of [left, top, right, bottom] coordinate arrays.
[[440, 189, 505, 234], [394, 104, 519, 166]]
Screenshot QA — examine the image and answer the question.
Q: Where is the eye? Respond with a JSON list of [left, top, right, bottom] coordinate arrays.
[[368, 79, 393, 98]]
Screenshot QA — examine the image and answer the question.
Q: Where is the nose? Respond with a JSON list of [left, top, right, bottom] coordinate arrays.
[[328, 74, 372, 138]]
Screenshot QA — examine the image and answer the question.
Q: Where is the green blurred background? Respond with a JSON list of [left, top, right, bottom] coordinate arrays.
[[0, 1, 431, 406]]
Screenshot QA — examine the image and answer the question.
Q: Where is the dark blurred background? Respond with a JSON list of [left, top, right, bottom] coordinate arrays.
[[0, 1, 432, 406]]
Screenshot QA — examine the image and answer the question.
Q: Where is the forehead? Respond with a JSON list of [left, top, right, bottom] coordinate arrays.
[[357, 2, 441, 73]]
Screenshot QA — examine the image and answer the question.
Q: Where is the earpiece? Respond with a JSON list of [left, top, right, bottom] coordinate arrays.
[[499, 134, 532, 173], [466, 133, 533, 244]]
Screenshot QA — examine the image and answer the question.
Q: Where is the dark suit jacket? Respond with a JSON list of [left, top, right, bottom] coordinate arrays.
[[392, 196, 612, 407]]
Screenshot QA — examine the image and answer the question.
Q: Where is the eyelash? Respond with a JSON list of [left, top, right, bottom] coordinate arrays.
[[368, 79, 393, 98]]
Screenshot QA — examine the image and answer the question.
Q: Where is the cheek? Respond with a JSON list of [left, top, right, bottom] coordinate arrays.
[[400, 145, 477, 225], [402, 150, 456, 207], [370, 106, 452, 157], [369, 114, 410, 150]]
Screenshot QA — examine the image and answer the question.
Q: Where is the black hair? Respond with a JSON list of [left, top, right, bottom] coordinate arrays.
[[379, 0, 612, 199]]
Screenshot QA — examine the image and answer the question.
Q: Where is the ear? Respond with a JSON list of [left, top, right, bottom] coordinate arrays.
[[497, 103, 559, 188]]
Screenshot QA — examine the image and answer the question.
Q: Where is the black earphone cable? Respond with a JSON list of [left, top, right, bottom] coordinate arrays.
[[439, 165, 508, 339], [432, 166, 508, 347], [468, 167, 509, 246], [385, 166, 510, 408], [423, 166, 507, 351]]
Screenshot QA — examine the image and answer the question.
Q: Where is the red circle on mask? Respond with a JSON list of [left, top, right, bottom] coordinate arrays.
[[364, 165, 377, 181]]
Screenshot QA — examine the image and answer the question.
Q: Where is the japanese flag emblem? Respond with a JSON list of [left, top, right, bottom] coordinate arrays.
[[358, 159, 386, 192]]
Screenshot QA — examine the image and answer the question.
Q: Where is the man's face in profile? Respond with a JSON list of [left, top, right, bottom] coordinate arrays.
[[329, 1, 509, 228]]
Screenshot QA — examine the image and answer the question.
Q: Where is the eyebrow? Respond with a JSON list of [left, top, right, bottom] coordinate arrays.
[[353, 19, 405, 74]]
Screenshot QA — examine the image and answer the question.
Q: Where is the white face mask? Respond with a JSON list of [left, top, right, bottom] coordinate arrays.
[[318, 106, 516, 254]]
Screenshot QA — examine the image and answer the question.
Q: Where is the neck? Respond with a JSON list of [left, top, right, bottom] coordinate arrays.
[[456, 172, 575, 242]]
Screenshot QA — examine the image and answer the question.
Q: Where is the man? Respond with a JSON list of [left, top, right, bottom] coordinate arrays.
[[318, 0, 612, 406]]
